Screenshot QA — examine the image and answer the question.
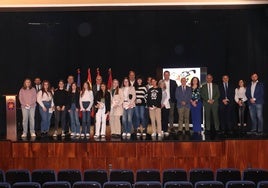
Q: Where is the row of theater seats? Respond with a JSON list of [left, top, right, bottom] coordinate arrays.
[[0, 168, 268, 188], [1, 180, 268, 188]]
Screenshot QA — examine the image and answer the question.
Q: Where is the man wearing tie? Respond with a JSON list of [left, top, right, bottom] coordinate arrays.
[[34, 77, 42, 134], [219, 75, 235, 135], [66, 75, 74, 91], [200, 74, 220, 134], [175, 77, 192, 134], [246, 73, 264, 135]]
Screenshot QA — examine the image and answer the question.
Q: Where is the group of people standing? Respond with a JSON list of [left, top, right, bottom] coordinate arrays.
[[18, 70, 264, 139]]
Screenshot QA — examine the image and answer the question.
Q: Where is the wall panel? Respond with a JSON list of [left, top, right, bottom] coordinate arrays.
[[0, 140, 268, 173]]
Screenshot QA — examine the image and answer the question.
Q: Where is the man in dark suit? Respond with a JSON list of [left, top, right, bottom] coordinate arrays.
[[34, 77, 42, 135], [219, 75, 235, 134], [65, 75, 74, 134], [175, 77, 192, 134], [163, 71, 178, 132], [200, 74, 220, 133], [246, 73, 264, 135]]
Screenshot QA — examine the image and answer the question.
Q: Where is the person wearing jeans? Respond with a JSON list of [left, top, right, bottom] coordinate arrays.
[[121, 77, 136, 138], [19, 78, 37, 138], [53, 80, 68, 137], [246, 73, 264, 135], [80, 81, 94, 137], [67, 82, 81, 137], [134, 76, 147, 136], [37, 80, 54, 136]]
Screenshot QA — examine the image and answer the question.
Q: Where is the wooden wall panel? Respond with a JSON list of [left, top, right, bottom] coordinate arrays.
[[0, 140, 268, 174]]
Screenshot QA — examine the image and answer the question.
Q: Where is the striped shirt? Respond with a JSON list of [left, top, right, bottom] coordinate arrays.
[[135, 85, 147, 106]]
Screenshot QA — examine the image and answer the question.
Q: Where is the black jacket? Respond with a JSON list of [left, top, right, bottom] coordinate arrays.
[[94, 90, 111, 113]]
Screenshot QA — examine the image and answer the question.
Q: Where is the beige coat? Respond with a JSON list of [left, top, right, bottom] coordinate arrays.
[[110, 88, 124, 116]]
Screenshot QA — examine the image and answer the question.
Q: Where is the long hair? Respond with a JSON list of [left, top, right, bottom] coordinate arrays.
[[69, 82, 80, 93], [81, 81, 91, 97], [190, 77, 200, 88], [41, 80, 52, 97], [121, 77, 131, 88], [22, 78, 32, 90], [99, 82, 108, 98], [112, 79, 119, 95]]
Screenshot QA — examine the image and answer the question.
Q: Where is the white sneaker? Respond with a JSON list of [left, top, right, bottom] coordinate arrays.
[[142, 133, 146, 137], [151, 133, 156, 137], [53, 131, 57, 137], [61, 133, 65, 137], [81, 133, 85, 137], [137, 133, 141, 136], [86, 133, 90, 137], [122, 133, 127, 137], [126, 133, 131, 137], [70, 132, 75, 136], [164, 132, 169, 137], [31, 133, 36, 137], [21, 133, 27, 138], [94, 135, 99, 138], [76, 133, 80, 137], [158, 133, 162, 137], [101, 135, 106, 138]]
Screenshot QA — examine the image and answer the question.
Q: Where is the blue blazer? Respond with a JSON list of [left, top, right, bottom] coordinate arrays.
[[246, 81, 264, 105], [175, 86, 192, 108]]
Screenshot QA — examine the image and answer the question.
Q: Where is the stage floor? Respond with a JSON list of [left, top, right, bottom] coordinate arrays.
[[1, 126, 267, 142]]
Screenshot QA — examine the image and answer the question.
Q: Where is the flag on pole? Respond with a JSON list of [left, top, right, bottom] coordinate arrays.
[[107, 68, 112, 90], [87, 68, 92, 88], [77, 68, 81, 88]]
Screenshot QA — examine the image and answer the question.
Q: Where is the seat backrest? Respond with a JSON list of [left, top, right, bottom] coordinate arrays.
[[134, 181, 162, 188], [0, 182, 11, 188], [58, 169, 82, 186], [195, 181, 224, 188], [0, 170, 5, 182], [103, 181, 132, 188], [226, 181, 255, 188], [162, 169, 188, 185], [12, 182, 41, 188], [189, 169, 214, 185], [110, 170, 134, 184], [73, 181, 102, 188], [164, 181, 193, 188], [31, 169, 56, 185], [257, 181, 268, 188], [5, 169, 31, 185], [42, 181, 71, 188], [243, 169, 268, 185], [84, 170, 108, 186], [216, 168, 241, 185], [136, 170, 161, 182]]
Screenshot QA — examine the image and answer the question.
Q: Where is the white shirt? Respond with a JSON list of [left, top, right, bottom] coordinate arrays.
[[37, 90, 54, 109], [164, 80, 170, 99], [161, 89, 170, 109], [207, 83, 213, 99], [235, 87, 247, 102], [130, 80, 135, 86], [80, 90, 94, 111], [251, 80, 258, 99]]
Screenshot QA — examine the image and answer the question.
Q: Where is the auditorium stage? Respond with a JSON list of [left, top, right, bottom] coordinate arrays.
[[1, 129, 268, 173]]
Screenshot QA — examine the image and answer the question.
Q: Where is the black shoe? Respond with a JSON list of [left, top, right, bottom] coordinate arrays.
[[185, 130, 190, 135], [178, 131, 183, 135], [205, 130, 211, 135]]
